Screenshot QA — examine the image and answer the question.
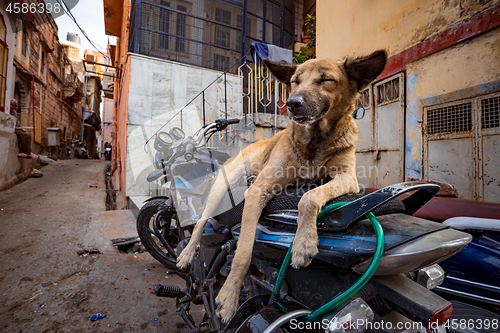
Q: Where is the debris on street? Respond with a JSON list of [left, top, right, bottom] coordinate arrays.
[[90, 312, 106, 321]]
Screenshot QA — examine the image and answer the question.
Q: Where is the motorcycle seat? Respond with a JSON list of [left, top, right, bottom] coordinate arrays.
[[212, 185, 406, 229]]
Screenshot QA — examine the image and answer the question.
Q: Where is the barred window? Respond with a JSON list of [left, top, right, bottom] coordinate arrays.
[[175, 6, 187, 52], [427, 103, 472, 135], [159, 2, 170, 49], [376, 77, 399, 105], [481, 96, 500, 129], [355, 89, 370, 109]]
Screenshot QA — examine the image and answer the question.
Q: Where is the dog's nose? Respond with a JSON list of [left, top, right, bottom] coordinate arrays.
[[286, 96, 305, 112]]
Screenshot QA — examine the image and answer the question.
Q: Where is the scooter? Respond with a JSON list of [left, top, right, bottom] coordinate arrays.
[[104, 142, 112, 161], [137, 120, 474, 333], [67, 140, 88, 159]]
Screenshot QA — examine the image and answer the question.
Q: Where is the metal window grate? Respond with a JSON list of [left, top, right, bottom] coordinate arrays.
[[376, 77, 399, 105], [427, 102, 472, 135], [481, 96, 500, 129], [356, 89, 370, 109]]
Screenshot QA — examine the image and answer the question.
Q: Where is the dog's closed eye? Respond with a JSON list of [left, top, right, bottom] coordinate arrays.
[[319, 78, 336, 84]]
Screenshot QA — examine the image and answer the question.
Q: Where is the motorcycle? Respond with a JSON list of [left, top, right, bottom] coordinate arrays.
[[67, 139, 88, 159], [104, 142, 112, 161], [136, 118, 238, 269], [409, 197, 500, 326], [137, 120, 474, 333]]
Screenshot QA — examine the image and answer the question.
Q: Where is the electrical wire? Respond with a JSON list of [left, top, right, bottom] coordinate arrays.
[[57, 0, 108, 58]]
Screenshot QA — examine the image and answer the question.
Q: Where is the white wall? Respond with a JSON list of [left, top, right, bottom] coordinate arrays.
[[125, 54, 241, 197]]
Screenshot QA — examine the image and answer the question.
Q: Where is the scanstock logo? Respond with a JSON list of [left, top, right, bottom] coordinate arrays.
[[5, 0, 80, 25]]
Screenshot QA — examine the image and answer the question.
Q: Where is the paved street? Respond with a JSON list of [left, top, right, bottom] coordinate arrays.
[[0, 159, 200, 333]]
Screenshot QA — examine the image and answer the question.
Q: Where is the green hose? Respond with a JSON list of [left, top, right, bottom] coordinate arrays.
[[271, 201, 385, 323]]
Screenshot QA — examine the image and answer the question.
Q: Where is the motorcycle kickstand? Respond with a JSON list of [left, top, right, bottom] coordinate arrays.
[[177, 301, 196, 330]]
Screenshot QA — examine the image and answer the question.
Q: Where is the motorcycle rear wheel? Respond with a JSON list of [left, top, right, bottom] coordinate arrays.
[[136, 198, 180, 270]]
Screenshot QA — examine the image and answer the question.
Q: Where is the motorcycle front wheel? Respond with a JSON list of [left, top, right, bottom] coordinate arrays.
[[136, 198, 181, 270]]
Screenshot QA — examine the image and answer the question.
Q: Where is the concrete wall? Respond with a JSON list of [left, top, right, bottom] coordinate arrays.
[[316, 0, 500, 200], [316, 0, 500, 59], [125, 53, 241, 197]]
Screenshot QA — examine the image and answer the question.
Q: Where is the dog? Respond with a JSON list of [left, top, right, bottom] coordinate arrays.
[[177, 50, 387, 322]]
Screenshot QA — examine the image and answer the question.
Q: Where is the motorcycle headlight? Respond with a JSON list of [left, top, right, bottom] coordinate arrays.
[[325, 298, 373, 333], [154, 151, 171, 169]]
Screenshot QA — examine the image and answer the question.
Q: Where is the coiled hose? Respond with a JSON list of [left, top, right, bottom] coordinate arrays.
[[271, 201, 385, 323]]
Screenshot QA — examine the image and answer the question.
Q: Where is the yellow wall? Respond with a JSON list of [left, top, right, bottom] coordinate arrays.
[[316, 0, 500, 59]]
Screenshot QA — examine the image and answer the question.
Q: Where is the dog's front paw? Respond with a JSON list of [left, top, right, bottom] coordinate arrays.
[[215, 284, 240, 323], [176, 245, 197, 270], [291, 233, 318, 269]]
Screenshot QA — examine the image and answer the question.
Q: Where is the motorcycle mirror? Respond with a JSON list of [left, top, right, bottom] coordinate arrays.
[[352, 107, 365, 120], [169, 127, 185, 140], [147, 169, 164, 182]]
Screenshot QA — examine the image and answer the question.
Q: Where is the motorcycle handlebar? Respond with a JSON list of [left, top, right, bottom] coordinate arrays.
[[226, 118, 240, 125], [184, 142, 195, 160]]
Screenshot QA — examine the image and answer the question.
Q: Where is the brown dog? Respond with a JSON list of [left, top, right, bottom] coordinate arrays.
[[177, 50, 387, 322]]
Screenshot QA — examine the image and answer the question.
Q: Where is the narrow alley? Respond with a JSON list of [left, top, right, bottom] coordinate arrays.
[[0, 160, 200, 333]]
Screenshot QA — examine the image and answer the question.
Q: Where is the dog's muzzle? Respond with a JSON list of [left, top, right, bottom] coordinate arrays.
[[287, 96, 308, 123]]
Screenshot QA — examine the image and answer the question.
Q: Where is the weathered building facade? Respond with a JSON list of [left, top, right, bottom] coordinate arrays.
[[13, 2, 84, 158], [0, 0, 84, 189], [317, 0, 500, 202]]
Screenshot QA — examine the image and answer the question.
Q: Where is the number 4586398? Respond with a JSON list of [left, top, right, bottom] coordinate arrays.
[[6, 2, 61, 14]]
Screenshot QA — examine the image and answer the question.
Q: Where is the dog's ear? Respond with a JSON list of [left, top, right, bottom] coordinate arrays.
[[344, 50, 387, 91], [263, 59, 297, 85]]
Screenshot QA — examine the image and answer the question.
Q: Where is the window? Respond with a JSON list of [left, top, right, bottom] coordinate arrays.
[[427, 102, 472, 135], [0, 15, 8, 112], [175, 6, 187, 52], [159, 1, 170, 49], [481, 96, 500, 129], [22, 29, 29, 58], [215, 8, 231, 48], [214, 54, 229, 71], [41, 52, 46, 75]]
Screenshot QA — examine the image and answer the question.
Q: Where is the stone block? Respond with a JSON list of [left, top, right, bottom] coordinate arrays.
[[100, 209, 138, 245]]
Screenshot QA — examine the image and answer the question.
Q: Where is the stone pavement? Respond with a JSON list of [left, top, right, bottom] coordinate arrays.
[[0, 159, 202, 333]]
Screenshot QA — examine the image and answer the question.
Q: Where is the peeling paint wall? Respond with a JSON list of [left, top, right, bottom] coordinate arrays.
[[405, 28, 500, 199], [405, 28, 500, 174], [316, 0, 500, 59], [316, 0, 500, 201]]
